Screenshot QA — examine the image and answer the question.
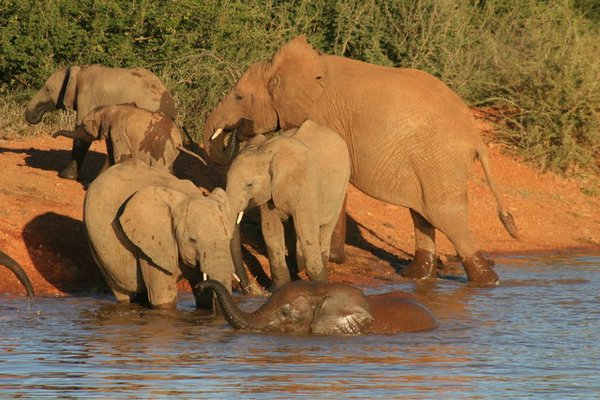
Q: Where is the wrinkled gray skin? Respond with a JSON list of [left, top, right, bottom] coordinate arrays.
[[25, 65, 177, 181], [198, 279, 374, 335], [204, 36, 519, 286], [226, 120, 350, 287], [0, 250, 34, 298], [84, 159, 235, 309], [53, 105, 184, 175]]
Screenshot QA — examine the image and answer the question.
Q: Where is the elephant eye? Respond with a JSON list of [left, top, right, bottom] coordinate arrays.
[[235, 93, 243, 101], [246, 182, 254, 188]]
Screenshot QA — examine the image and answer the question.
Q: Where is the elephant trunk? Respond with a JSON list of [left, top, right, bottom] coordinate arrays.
[[202, 93, 241, 165], [196, 279, 270, 331], [0, 250, 34, 298], [25, 95, 55, 125], [230, 223, 252, 294]]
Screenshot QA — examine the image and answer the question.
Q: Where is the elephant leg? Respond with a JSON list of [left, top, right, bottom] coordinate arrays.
[[401, 209, 440, 280], [139, 259, 177, 309], [283, 218, 300, 278], [293, 210, 327, 282], [319, 220, 337, 269], [260, 205, 291, 288], [328, 195, 347, 263], [112, 287, 133, 304], [426, 203, 499, 286], [59, 138, 92, 180]]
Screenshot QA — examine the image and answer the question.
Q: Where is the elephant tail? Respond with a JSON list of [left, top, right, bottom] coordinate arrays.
[[476, 145, 520, 240], [0, 250, 35, 298]]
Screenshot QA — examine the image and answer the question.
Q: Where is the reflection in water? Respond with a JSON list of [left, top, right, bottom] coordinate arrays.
[[1, 253, 600, 398]]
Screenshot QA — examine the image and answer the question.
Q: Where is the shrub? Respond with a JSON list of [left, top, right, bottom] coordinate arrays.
[[1, 0, 598, 174]]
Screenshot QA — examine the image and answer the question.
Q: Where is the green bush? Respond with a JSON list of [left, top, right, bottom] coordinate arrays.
[[1, 0, 598, 174]]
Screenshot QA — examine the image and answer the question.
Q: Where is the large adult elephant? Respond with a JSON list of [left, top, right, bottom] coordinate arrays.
[[84, 159, 239, 309], [203, 35, 519, 286], [0, 250, 34, 298], [25, 65, 177, 181]]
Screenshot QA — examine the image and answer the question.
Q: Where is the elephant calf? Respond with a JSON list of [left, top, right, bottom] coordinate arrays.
[[198, 279, 438, 335], [25, 64, 178, 181], [54, 104, 205, 177], [226, 120, 350, 287], [84, 159, 236, 309]]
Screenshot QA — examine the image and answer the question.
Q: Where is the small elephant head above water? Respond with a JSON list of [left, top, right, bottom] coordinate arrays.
[[198, 279, 438, 335]]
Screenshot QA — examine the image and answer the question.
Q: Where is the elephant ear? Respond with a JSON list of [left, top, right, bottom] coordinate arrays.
[[311, 296, 375, 335], [207, 187, 234, 239], [266, 35, 326, 128], [61, 65, 81, 110], [119, 186, 186, 273]]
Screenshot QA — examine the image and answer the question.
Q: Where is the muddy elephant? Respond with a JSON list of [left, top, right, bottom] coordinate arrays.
[[204, 35, 519, 286], [198, 279, 438, 335], [25, 65, 177, 181], [0, 250, 34, 298], [226, 120, 350, 287], [84, 159, 238, 309], [53, 104, 206, 176]]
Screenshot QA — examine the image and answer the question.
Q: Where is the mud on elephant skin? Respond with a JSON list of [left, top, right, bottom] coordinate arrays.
[[53, 104, 206, 177], [84, 159, 239, 310], [226, 120, 350, 288], [198, 279, 438, 335], [203, 35, 519, 287], [0, 250, 34, 298], [25, 64, 178, 181]]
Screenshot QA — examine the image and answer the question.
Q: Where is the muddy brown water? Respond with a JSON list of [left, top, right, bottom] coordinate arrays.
[[1, 252, 599, 398]]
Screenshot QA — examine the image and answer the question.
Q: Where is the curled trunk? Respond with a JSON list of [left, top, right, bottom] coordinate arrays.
[[197, 279, 268, 331], [0, 250, 34, 298]]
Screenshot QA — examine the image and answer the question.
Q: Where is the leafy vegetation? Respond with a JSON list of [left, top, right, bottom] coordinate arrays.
[[1, 0, 598, 174]]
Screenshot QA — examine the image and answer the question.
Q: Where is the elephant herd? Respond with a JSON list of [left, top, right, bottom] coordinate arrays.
[[4, 35, 520, 335]]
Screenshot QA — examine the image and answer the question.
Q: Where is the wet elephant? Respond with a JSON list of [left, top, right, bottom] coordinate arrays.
[[25, 65, 177, 180], [203, 35, 519, 286], [197, 279, 438, 335], [54, 104, 206, 176]]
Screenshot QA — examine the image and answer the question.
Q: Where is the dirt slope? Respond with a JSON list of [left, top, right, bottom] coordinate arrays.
[[1, 124, 599, 296]]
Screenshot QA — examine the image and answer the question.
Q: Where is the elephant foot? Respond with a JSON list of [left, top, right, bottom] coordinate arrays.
[[328, 246, 346, 264], [59, 161, 79, 180], [401, 249, 439, 280], [462, 251, 499, 287]]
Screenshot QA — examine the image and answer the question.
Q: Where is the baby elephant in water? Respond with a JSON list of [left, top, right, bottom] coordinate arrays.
[[198, 280, 438, 335], [54, 104, 205, 176]]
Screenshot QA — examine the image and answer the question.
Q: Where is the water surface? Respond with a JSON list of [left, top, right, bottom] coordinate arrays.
[[1, 253, 599, 398]]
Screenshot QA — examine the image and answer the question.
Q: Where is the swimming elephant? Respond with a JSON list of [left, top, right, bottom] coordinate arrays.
[[53, 104, 206, 176], [25, 64, 178, 181], [197, 279, 438, 335], [0, 250, 34, 298], [226, 120, 350, 287], [84, 159, 242, 309], [203, 35, 519, 286]]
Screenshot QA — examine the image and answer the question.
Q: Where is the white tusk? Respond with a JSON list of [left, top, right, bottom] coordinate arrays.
[[232, 273, 241, 283], [203, 272, 208, 281], [236, 211, 244, 224], [210, 128, 224, 141]]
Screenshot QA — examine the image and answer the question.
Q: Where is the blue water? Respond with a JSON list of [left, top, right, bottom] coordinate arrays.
[[1, 253, 599, 398]]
